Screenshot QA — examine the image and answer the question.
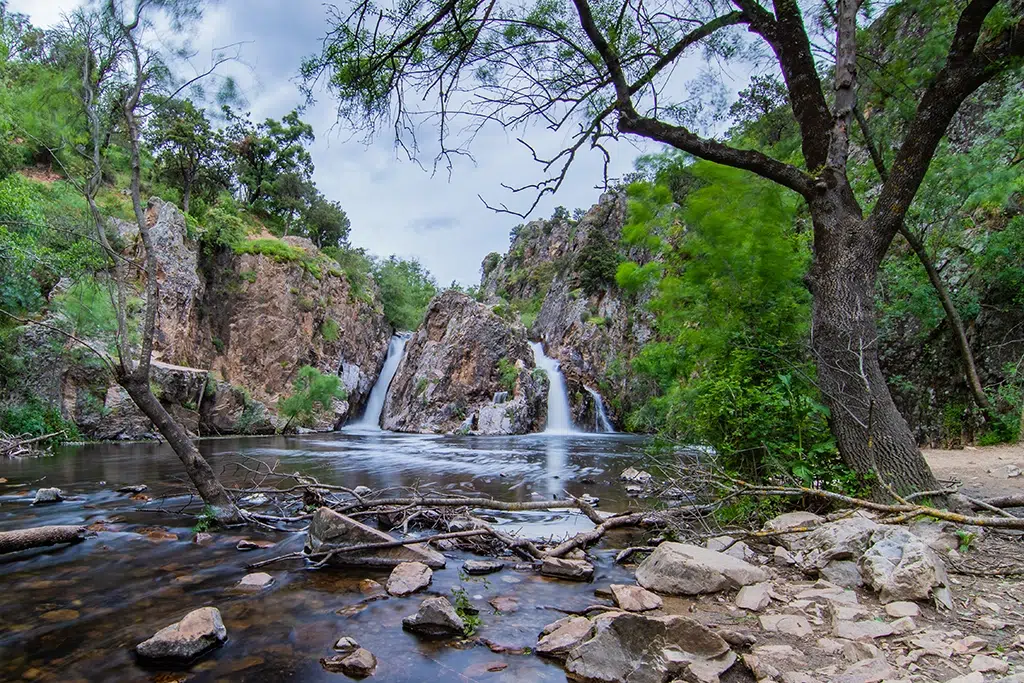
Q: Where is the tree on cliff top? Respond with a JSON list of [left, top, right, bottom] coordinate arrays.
[[302, 0, 1024, 496]]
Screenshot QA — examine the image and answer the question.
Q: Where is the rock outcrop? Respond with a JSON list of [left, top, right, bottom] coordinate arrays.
[[381, 291, 546, 434], [480, 193, 656, 431]]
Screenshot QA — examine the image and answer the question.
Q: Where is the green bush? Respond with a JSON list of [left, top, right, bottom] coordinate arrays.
[[497, 358, 517, 394], [373, 256, 437, 330], [575, 230, 620, 295], [0, 395, 79, 442], [320, 318, 340, 342], [277, 365, 347, 428]]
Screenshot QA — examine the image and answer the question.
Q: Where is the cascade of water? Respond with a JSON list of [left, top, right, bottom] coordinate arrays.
[[492, 391, 509, 404], [584, 386, 616, 433], [351, 334, 408, 430], [529, 341, 576, 434]]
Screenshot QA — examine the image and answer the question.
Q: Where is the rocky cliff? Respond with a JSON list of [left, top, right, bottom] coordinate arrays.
[[381, 291, 546, 434], [10, 198, 392, 440], [481, 193, 656, 430]]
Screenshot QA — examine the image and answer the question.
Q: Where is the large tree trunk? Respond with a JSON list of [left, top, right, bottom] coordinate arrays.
[[810, 194, 940, 496], [121, 377, 239, 522], [0, 526, 88, 554]]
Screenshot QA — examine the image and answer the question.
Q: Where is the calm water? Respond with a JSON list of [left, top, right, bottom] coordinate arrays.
[[0, 431, 652, 682]]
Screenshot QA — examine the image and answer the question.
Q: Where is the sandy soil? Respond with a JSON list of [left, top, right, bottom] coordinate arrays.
[[923, 443, 1024, 499]]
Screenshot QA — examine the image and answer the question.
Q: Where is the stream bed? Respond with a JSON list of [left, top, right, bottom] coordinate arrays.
[[0, 430, 651, 682]]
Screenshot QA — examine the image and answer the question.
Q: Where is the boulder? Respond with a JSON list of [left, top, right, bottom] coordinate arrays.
[[820, 560, 864, 588], [305, 507, 445, 568], [381, 291, 546, 435], [32, 488, 63, 505], [321, 648, 377, 677], [541, 557, 594, 581], [236, 572, 274, 591], [563, 612, 735, 683], [635, 542, 769, 595], [763, 511, 823, 550], [463, 560, 504, 575], [620, 467, 653, 485], [402, 597, 465, 638], [735, 583, 773, 612], [135, 607, 227, 661], [386, 562, 432, 596], [536, 616, 594, 660], [609, 584, 662, 612], [799, 517, 880, 569], [859, 526, 951, 607]]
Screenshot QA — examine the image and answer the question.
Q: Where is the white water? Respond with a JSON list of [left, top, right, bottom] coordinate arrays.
[[584, 386, 616, 433], [530, 341, 576, 435], [351, 334, 408, 430]]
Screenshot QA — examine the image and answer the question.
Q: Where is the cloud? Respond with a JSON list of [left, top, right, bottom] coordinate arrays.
[[11, 0, 653, 286]]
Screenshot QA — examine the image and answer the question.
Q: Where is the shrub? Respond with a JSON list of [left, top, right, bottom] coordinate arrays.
[[481, 251, 501, 276], [497, 358, 518, 394], [320, 318, 340, 342], [575, 230, 620, 296], [277, 365, 347, 428], [0, 395, 79, 442]]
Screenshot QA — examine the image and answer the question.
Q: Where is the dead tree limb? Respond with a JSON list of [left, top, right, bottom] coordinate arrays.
[[0, 525, 88, 554]]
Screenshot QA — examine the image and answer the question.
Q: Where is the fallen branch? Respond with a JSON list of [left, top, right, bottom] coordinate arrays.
[[335, 497, 589, 514], [0, 525, 88, 554]]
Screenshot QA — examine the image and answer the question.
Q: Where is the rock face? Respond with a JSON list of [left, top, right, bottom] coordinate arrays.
[[305, 507, 446, 568], [480, 193, 657, 430], [635, 542, 769, 595], [135, 607, 227, 661], [9, 198, 391, 440], [563, 612, 735, 683], [381, 291, 546, 434]]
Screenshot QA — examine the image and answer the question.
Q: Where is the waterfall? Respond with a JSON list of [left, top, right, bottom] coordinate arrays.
[[351, 334, 408, 430], [584, 386, 615, 433], [529, 341, 575, 434]]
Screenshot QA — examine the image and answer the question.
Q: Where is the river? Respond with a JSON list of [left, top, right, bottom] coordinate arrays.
[[0, 430, 651, 682]]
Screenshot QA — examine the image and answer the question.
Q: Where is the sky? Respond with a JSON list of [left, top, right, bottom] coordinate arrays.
[[11, 0, 651, 286]]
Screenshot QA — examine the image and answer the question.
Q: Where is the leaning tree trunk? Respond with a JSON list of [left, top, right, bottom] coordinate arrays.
[[809, 197, 940, 497], [122, 377, 239, 521]]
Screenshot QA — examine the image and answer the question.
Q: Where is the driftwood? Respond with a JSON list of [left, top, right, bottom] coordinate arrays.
[[0, 525, 88, 554], [1, 431, 64, 458]]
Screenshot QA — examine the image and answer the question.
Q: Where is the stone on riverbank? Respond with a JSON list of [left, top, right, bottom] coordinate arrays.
[[536, 616, 593, 660], [32, 488, 63, 505], [610, 584, 662, 612], [135, 607, 227, 661], [859, 526, 952, 608], [402, 597, 465, 638], [321, 648, 377, 677], [305, 507, 446, 568], [463, 560, 503, 575], [386, 562, 432, 596], [635, 542, 769, 595], [564, 612, 735, 683]]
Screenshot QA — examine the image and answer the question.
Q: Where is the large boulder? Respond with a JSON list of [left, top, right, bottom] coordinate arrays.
[[305, 507, 446, 568], [135, 607, 227, 661], [635, 542, 769, 595], [401, 597, 465, 638], [859, 526, 953, 608], [797, 516, 880, 569], [564, 612, 735, 683], [381, 291, 546, 434]]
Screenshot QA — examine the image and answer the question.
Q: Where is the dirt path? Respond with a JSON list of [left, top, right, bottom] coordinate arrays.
[[924, 443, 1024, 499]]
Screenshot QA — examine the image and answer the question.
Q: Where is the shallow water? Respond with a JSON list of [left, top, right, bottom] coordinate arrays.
[[0, 431, 651, 682]]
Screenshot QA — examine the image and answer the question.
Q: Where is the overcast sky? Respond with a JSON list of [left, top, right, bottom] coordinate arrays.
[[12, 0, 659, 285]]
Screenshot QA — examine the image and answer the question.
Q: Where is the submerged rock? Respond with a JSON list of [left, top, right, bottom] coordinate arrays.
[[386, 561, 432, 596], [305, 507, 446, 568], [635, 542, 768, 595], [135, 607, 227, 661], [401, 596, 465, 638], [564, 612, 735, 683]]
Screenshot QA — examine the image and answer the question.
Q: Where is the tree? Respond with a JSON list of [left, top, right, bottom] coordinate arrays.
[[63, 0, 239, 522], [222, 107, 314, 213], [303, 192, 351, 248], [373, 256, 438, 330], [145, 97, 227, 214], [303, 0, 1024, 495]]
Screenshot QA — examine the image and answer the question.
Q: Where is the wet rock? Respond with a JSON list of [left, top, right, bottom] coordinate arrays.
[[635, 542, 769, 595], [32, 488, 63, 504], [970, 654, 1009, 674], [620, 467, 653, 485], [759, 614, 813, 638], [240, 493, 269, 507], [386, 562, 432, 596], [135, 607, 227, 661], [488, 596, 519, 613], [236, 572, 274, 591], [563, 612, 735, 683], [117, 484, 148, 494], [358, 579, 385, 597], [610, 584, 662, 612], [402, 597, 465, 638], [353, 486, 373, 497], [193, 532, 213, 545], [462, 560, 503, 575], [883, 601, 920, 618], [859, 526, 951, 607], [321, 648, 377, 677], [735, 582, 773, 612], [236, 538, 275, 551], [306, 507, 445, 568], [536, 616, 593, 660], [334, 636, 359, 653], [540, 557, 594, 581]]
